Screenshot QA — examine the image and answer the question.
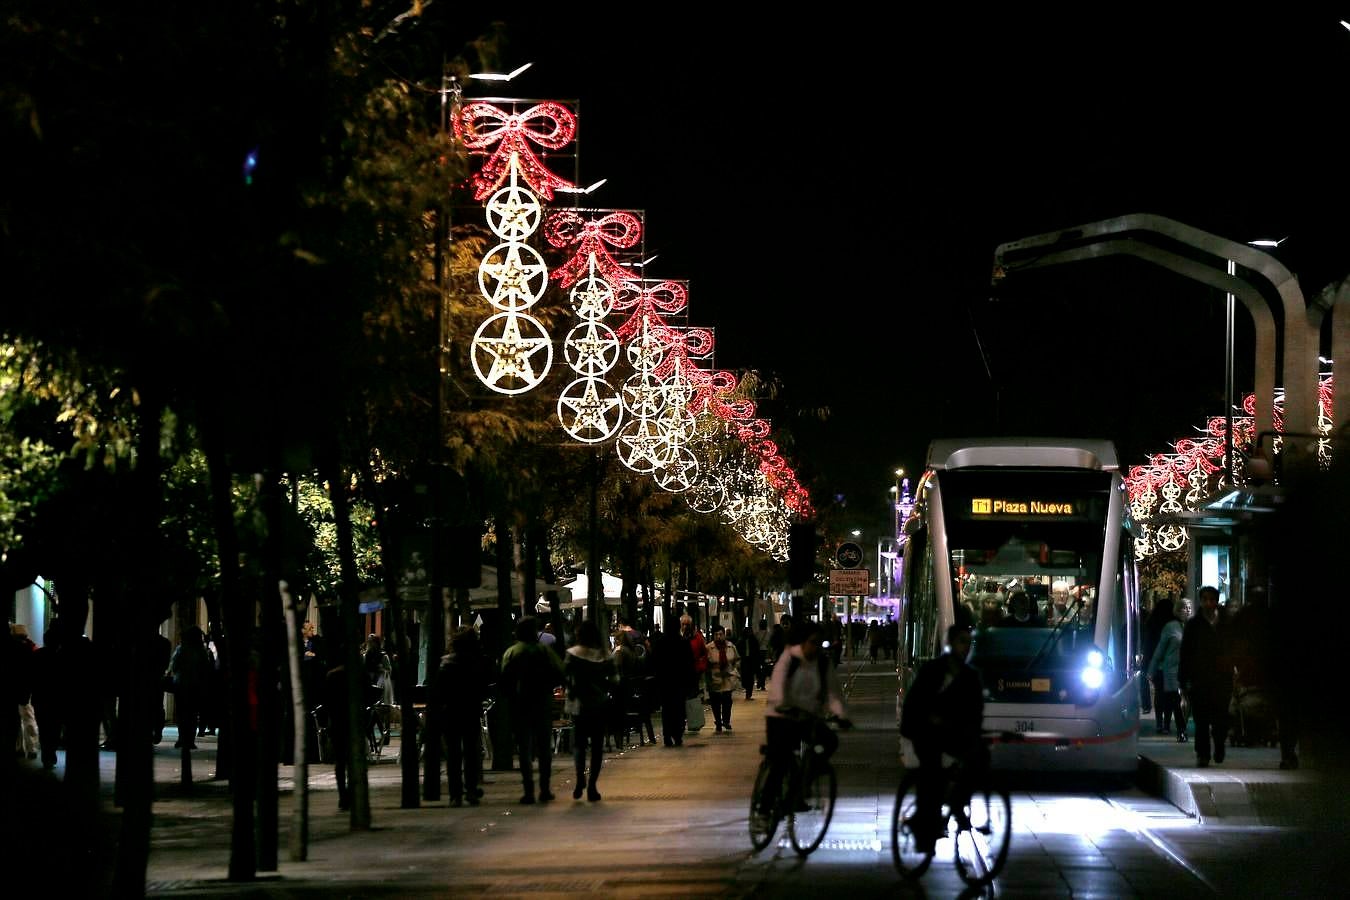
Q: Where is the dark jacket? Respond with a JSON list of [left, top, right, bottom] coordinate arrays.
[[499, 639, 564, 720], [437, 638, 493, 724], [170, 630, 212, 697], [651, 628, 695, 700], [900, 653, 985, 757], [1179, 613, 1233, 708], [562, 645, 616, 717]]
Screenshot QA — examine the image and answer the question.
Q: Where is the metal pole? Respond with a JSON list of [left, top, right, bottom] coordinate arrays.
[[588, 449, 600, 624], [1226, 259, 1236, 486]]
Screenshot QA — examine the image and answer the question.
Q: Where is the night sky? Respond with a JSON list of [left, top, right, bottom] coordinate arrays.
[[451, 9, 1350, 529]]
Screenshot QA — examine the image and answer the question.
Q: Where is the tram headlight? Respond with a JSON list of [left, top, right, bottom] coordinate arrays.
[[1079, 666, 1105, 690], [1079, 646, 1107, 690]]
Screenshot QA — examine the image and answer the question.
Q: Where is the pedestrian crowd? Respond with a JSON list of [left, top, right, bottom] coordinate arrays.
[[1143, 585, 1298, 770]]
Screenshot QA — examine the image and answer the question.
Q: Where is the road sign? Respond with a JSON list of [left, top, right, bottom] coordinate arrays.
[[836, 542, 864, 569], [830, 568, 870, 595]]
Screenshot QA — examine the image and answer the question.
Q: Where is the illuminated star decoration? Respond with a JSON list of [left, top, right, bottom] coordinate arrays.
[[471, 311, 553, 395], [556, 375, 624, 443], [550, 211, 640, 444], [456, 99, 576, 395]]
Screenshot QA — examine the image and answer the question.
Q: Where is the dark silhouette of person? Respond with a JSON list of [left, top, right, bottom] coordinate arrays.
[[650, 620, 694, 746], [56, 621, 102, 800], [324, 662, 352, 810], [1142, 596, 1173, 728], [1178, 586, 1233, 768], [150, 630, 172, 745], [900, 623, 986, 853], [499, 616, 564, 804], [32, 626, 64, 769], [562, 620, 616, 801], [437, 626, 492, 807], [169, 625, 212, 750], [738, 627, 760, 701]]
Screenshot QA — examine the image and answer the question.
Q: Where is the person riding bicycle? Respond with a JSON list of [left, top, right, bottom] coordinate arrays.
[[899, 622, 986, 854], [762, 620, 853, 812]]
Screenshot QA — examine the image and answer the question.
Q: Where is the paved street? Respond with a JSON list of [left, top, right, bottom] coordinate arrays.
[[18, 657, 1341, 898]]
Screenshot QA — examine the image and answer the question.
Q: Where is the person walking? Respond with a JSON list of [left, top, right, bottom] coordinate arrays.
[[823, 612, 844, 668], [769, 621, 787, 666], [1142, 596, 1171, 728], [363, 633, 393, 746], [499, 616, 564, 804], [738, 626, 760, 701], [706, 625, 740, 732], [437, 626, 492, 807], [1145, 597, 1187, 740], [611, 628, 650, 747], [168, 625, 212, 750], [562, 621, 616, 802], [11, 624, 39, 760], [755, 619, 770, 690], [1178, 586, 1233, 768], [867, 620, 883, 662], [323, 661, 353, 811], [32, 625, 63, 769], [651, 618, 694, 746], [150, 629, 172, 745], [683, 614, 709, 688]]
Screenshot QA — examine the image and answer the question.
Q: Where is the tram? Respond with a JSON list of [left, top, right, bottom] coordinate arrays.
[[897, 438, 1142, 773]]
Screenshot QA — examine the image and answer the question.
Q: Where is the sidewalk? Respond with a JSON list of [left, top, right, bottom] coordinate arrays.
[[1133, 709, 1317, 826], [11, 660, 1335, 896]]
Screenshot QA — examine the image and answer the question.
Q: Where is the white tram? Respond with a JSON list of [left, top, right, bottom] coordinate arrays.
[[897, 438, 1142, 773]]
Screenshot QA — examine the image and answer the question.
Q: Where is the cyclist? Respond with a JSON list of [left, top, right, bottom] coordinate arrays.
[[899, 622, 986, 854], [761, 620, 853, 813]]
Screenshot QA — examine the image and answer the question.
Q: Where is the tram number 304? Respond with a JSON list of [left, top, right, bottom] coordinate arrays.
[[1015, 720, 1035, 733]]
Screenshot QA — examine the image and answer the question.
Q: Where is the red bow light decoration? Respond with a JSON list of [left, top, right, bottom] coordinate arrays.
[[455, 101, 577, 201], [546, 211, 642, 288], [612, 281, 689, 342]]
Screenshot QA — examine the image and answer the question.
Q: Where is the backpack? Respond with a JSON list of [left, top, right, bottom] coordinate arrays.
[[786, 652, 831, 707], [505, 643, 559, 703]]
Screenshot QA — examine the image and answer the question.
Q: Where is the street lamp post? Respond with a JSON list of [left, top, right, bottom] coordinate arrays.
[[1225, 259, 1235, 487]]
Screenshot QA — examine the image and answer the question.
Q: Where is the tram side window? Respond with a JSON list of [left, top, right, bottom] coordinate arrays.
[[904, 529, 938, 666]]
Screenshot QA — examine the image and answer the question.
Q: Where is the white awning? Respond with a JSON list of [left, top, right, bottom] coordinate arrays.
[[466, 565, 573, 609]]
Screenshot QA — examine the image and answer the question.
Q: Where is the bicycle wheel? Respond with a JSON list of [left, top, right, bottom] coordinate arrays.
[[788, 757, 836, 856], [890, 771, 934, 878], [953, 783, 1012, 888], [749, 755, 783, 852]]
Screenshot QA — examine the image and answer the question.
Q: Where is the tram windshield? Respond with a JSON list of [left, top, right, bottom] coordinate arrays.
[[940, 469, 1114, 703]]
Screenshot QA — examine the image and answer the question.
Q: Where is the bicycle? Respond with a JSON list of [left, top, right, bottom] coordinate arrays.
[[404, 696, 495, 766], [891, 732, 1013, 888], [749, 713, 842, 857], [366, 694, 391, 759]]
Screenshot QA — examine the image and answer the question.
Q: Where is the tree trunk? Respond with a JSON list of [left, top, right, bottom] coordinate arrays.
[[422, 582, 444, 802], [280, 577, 309, 861], [325, 460, 372, 830], [204, 424, 259, 881], [202, 596, 229, 782], [523, 521, 540, 621], [112, 391, 165, 900], [256, 474, 284, 871], [368, 495, 419, 809]]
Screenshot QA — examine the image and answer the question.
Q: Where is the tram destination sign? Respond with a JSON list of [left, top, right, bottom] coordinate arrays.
[[830, 568, 870, 595], [969, 497, 1077, 517]]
